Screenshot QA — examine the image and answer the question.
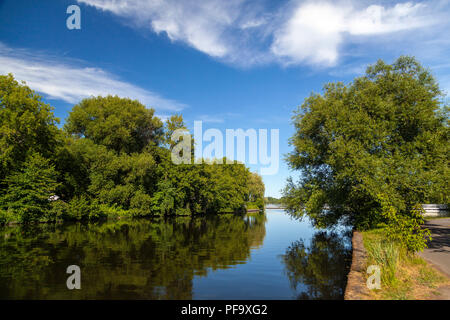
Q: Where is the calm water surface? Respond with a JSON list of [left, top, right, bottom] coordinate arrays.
[[0, 209, 351, 299]]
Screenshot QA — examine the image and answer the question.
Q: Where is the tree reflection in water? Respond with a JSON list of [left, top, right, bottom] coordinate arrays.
[[0, 213, 266, 299], [281, 230, 352, 300]]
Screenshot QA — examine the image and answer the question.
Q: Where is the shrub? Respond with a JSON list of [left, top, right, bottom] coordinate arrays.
[[63, 196, 105, 221], [130, 190, 152, 216], [46, 200, 69, 222], [378, 194, 432, 252], [0, 209, 15, 225], [175, 207, 191, 216], [0, 153, 60, 223]]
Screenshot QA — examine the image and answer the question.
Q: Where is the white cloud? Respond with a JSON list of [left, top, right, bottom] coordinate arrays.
[[0, 43, 186, 111], [196, 115, 225, 124], [194, 112, 241, 124], [77, 0, 274, 66], [271, 1, 434, 66], [74, 1, 447, 68], [78, 0, 245, 58]]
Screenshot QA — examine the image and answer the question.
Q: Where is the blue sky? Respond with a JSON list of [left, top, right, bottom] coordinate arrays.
[[1, 0, 450, 197]]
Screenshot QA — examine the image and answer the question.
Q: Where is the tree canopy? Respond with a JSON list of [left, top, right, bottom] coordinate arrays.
[[0, 74, 61, 181], [64, 95, 163, 154], [283, 56, 449, 251], [0, 75, 265, 224]]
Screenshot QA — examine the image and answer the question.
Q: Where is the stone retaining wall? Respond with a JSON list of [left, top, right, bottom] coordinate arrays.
[[344, 231, 371, 300]]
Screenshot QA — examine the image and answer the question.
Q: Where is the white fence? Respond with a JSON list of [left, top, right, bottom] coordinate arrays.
[[421, 204, 449, 217]]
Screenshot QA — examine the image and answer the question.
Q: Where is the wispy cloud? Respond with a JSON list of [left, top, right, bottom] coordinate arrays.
[[271, 1, 435, 66], [196, 115, 225, 124], [78, 0, 274, 67], [193, 112, 241, 124], [0, 43, 187, 111], [78, 0, 246, 58], [77, 0, 447, 68]]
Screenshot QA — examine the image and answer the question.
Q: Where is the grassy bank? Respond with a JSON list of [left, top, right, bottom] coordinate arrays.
[[362, 227, 449, 300]]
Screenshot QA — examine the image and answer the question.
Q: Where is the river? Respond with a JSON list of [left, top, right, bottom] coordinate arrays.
[[0, 209, 351, 299]]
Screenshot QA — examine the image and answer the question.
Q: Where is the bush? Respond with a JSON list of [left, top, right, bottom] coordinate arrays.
[[246, 200, 264, 211], [0, 209, 15, 225], [378, 195, 432, 252], [130, 190, 152, 216], [46, 200, 69, 222], [97, 203, 130, 218], [175, 207, 191, 216], [63, 197, 106, 221], [0, 153, 60, 223]]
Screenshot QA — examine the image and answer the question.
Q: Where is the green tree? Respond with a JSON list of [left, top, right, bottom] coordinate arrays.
[[0, 153, 60, 223], [64, 95, 163, 154], [0, 76, 264, 221], [248, 172, 265, 201], [0, 74, 61, 181], [284, 56, 449, 251], [247, 172, 265, 210], [164, 114, 187, 148]]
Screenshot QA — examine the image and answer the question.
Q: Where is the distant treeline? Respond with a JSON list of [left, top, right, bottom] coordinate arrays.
[[0, 74, 265, 224], [264, 197, 286, 205]]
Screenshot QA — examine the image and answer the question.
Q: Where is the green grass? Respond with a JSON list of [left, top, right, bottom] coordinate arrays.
[[425, 216, 450, 220], [363, 227, 401, 287], [362, 227, 448, 300], [417, 266, 446, 288]]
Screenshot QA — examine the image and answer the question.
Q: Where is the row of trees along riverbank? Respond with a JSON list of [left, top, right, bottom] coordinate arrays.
[[282, 56, 449, 253], [0, 74, 265, 225]]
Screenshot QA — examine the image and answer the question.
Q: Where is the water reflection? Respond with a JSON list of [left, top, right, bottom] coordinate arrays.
[[0, 212, 352, 300], [281, 230, 352, 300], [0, 213, 266, 299]]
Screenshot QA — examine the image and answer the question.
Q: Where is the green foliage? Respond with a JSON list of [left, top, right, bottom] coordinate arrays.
[[265, 196, 285, 205], [378, 195, 431, 252], [62, 196, 106, 221], [248, 172, 265, 203], [362, 227, 447, 299], [0, 76, 264, 223], [0, 153, 60, 223], [364, 235, 400, 286], [164, 114, 188, 148], [64, 95, 163, 154], [247, 199, 265, 211], [46, 200, 68, 222], [0, 74, 61, 182], [0, 208, 14, 225], [284, 56, 449, 251], [130, 189, 153, 216]]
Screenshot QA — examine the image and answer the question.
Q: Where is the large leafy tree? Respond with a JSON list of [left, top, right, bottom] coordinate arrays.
[[0, 74, 61, 181], [64, 95, 163, 154], [284, 57, 449, 251]]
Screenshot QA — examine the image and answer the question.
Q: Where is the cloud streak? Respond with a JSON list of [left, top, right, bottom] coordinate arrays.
[[77, 0, 445, 67], [78, 0, 246, 58], [0, 43, 186, 111]]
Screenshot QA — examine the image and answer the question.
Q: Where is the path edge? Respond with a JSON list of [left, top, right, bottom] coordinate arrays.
[[344, 230, 370, 300]]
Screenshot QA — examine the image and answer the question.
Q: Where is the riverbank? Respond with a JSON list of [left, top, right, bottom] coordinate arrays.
[[344, 231, 371, 299], [345, 227, 450, 300], [0, 204, 264, 227]]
